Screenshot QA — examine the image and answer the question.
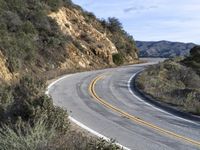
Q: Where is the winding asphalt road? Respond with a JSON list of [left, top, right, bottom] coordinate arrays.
[[49, 58, 200, 150]]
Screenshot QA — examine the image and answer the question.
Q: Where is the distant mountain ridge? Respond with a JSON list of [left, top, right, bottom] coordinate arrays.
[[136, 40, 196, 58]]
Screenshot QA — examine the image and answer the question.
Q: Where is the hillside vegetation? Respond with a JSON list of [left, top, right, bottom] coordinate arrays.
[[0, 0, 138, 83], [0, 76, 121, 149], [136, 46, 200, 115], [0, 0, 139, 149], [136, 40, 196, 58]]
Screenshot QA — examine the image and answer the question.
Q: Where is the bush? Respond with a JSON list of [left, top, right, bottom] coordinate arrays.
[[2, 11, 22, 32], [0, 85, 13, 106], [48, 132, 121, 150], [0, 75, 69, 134], [0, 120, 121, 150], [183, 46, 200, 75], [112, 53, 124, 65], [0, 118, 56, 150], [190, 46, 200, 58], [21, 21, 37, 34], [44, 0, 64, 11], [107, 17, 122, 33], [0, 85, 14, 122]]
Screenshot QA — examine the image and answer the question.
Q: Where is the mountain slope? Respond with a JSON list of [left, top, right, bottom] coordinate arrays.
[[136, 40, 196, 58], [0, 0, 138, 82]]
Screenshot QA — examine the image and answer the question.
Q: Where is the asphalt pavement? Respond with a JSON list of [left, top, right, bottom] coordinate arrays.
[[49, 58, 200, 150]]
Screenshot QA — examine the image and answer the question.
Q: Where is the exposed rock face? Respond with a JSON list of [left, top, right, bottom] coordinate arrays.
[[0, 52, 13, 81], [49, 7, 118, 67], [0, 2, 139, 82]]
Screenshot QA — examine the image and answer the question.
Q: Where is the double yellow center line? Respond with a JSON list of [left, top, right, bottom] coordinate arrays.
[[88, 74, 200, 147]]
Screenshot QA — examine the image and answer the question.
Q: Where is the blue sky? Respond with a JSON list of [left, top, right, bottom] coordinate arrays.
[[72, 0, 200, 44]]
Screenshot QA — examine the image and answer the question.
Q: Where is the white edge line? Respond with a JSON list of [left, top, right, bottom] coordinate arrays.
[[45, 75, 72, 96], [69, 116, 130, 150], [46, 74, 131, 150], [128, 72, 199, 125]]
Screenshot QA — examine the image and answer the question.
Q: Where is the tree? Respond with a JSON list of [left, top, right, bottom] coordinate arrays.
[[44, 0, 64, 11], [107, 17, 122, 33], [190, 46, 200, 58]]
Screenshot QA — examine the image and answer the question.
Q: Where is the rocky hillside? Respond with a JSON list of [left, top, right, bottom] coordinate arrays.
[[136, 40, 196, 58], [0, 0, 139, 83]]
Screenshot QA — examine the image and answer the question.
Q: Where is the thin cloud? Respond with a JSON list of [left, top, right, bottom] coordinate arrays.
[[124, 7, 138, 13], [124, 5, 158, 13]]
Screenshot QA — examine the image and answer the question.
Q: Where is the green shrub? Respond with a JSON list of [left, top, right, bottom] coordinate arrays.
[[0, 85, 13, 106], [48, 132, 121, 150], [91, 138, 121, 150], [0, 119, 121, 150], [0, 85, 14, 122], [183, 46, 200, 75], [21, 21, 37, 34], [0, 75, 69, 134], [45, 0, 64, 11], [113, 53, 124, 65], [190, 46, 200, 58], [0, 118, 56, 150], [107, 17, 122, 33]]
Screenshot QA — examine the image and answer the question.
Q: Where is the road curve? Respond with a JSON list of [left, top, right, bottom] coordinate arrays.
[[49, 59, 200, 150]]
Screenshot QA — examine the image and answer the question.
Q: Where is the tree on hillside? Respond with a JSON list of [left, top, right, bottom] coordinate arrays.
[[183, 46, 200, 75], [190, 46, 200, 59], [107, 17, 122, 33]]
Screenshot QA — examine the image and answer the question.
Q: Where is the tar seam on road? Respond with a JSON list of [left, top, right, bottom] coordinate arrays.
[[88, 74, 200, 148]]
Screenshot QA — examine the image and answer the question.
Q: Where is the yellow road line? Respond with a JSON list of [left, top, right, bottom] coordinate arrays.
[[88, 74, 200, 147]]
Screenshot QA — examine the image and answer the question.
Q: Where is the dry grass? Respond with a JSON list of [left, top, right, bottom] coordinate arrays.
[[0, 119, 121, 150], [136, 58, 200, 115], [0, 119, 56, 150]]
